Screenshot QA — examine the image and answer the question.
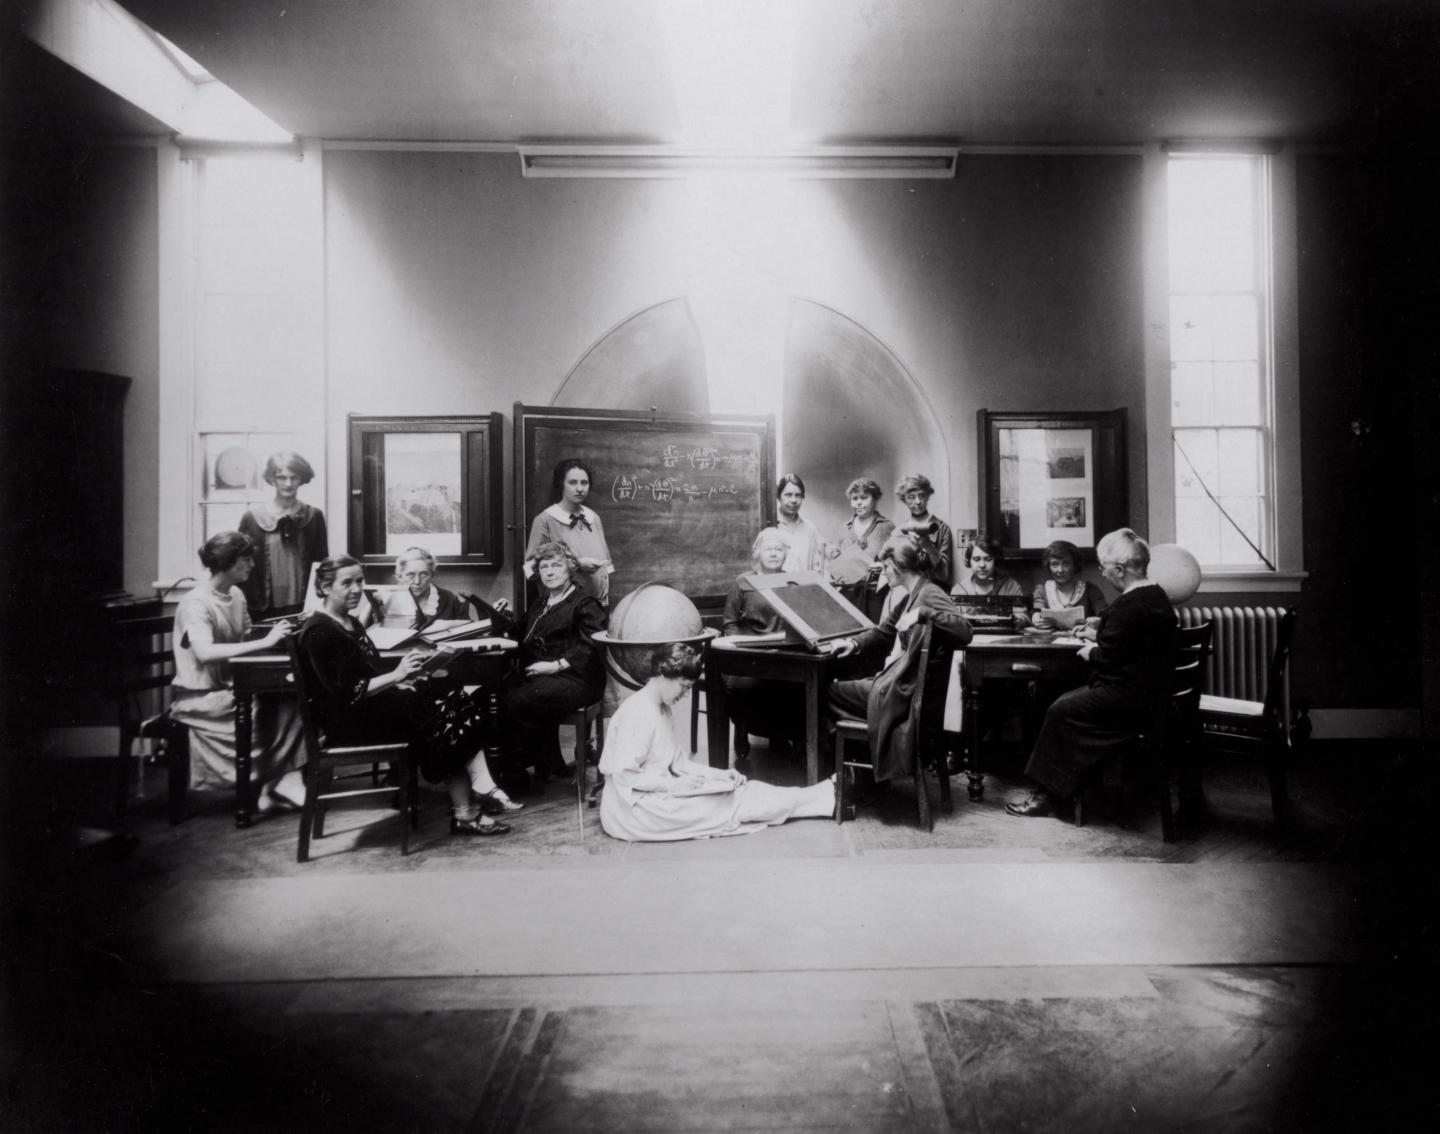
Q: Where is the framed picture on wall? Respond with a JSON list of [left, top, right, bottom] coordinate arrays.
[[348, 414, 503, 565], [977, 409, 1127, 559]]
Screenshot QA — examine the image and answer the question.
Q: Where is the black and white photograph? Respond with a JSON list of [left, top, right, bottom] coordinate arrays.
[[2, 3, 1435, 1131]]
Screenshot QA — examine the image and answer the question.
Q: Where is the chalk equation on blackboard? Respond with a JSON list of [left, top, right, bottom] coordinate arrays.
[[612, 474, 742, 504], [658, 444, 757, 472]]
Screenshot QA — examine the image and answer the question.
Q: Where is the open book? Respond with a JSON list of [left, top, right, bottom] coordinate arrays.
[[418, 618, 493, 643]]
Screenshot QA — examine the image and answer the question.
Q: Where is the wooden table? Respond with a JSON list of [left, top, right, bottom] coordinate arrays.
[[959, 633, 1087, 799], [230, 644, 515, 828], [703, 640, 837, 784]]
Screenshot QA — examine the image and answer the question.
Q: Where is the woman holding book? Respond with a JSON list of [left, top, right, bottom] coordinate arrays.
[[295, 555, 519, 835], [599, 644, 836, 841]]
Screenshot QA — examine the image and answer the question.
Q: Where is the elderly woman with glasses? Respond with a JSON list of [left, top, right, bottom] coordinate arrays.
[[894, 474, 954, 589], [1006, 528, 1177, 819], [380, 546, 470, 627]]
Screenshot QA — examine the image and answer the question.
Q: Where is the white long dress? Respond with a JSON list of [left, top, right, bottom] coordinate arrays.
[[598, 682, 834, 842], [170, 584, 302, 790]]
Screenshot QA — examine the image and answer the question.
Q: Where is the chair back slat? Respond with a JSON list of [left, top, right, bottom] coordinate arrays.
[[1260, 608, 1298, 717]]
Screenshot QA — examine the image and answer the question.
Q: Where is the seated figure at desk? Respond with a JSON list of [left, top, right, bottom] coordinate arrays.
[[170, 531, 306, 813], [380, 546, 470, 627], [1006, 528, 1177, 819], [722, 528, 802, 757], [1030, 539, 1108, 630], [952, 536, 1028, 631], [827, 535, 973, 788], [296, 556, 518, 836], [600, 644, 836, 841], [495, 540, 608, 785]]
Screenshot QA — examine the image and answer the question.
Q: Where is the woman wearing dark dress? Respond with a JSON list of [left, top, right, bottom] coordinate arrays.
[[721, 528, 794, 758], [498, 541, 608, 782], [296, 556, 519, 836], [239, 451, 329, 617], [1006, 528, 1177, 818]]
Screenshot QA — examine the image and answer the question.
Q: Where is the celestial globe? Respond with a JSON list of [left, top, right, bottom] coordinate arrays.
[[1148, 543, 1202, 604], [593, 582, 717, 691]]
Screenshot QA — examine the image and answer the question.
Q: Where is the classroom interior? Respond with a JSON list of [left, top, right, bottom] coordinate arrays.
[[1, 2, 1436, 1131]]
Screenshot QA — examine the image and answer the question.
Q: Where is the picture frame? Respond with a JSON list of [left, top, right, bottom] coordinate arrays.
[[977, 409, 1127, 559], [348, 414, 504, 566]]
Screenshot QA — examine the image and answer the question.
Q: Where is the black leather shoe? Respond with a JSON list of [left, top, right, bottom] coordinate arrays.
[[451, 815, 511, 836], [1005, 791, 1057, 818]]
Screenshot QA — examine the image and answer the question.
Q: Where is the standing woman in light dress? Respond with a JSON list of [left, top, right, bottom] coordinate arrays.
[[599, 644, 837, 841], [171, 531, 307, 812], [774, 473, 829, 574], [239, 451, 329, 617], [524, 458, 613, 605]]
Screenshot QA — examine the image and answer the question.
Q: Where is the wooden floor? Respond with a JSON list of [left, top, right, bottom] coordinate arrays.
[[3, 737, 1429, 1132]]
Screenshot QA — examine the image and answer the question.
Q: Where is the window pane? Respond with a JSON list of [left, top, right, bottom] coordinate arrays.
[[1210, 294, 1260, 360], [1169, 295, 1213, 361], [1217, 496, 1265, 566], [1175, 497, 1221, 564], [1170, 225, 1255, 293], [1217, 429, 1263, 496], [1170, 362, 1214, 427], [1212, 361, 1263, 425], [1174, 430, 1217, 499]]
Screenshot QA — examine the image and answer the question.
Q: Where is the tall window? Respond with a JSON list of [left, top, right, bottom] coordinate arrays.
[[1167, 154, 1275, 569]]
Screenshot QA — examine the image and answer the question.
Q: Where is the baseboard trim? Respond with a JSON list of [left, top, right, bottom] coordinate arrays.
[[1307, 708, 1422, 740]]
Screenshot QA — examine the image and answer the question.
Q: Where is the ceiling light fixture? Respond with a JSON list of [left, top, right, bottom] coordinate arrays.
[[517, 146, 958, 180]]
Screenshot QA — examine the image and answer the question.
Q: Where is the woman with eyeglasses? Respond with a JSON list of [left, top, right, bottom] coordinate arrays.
[[599, 643, 837, 841], [893, 474, 954, 588], [239, 450, 329, 617], [1006, 528, 1177, 819], [380, 547, 469, 627]]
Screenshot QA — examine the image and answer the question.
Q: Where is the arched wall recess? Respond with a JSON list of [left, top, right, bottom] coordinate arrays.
[[552, 296, 709, 414], [782, 298, 950, 543]]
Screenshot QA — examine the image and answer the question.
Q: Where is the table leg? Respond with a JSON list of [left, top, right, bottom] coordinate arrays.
[[705, 657, 729, 770], [963, 679, 985, 801], [234, 693, 254, 828], [804, 671, 821, 786]]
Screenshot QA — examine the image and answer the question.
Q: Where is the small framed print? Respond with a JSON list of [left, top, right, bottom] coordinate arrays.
[[977, 409, 1127, 559], [348, 414, 503, 566]]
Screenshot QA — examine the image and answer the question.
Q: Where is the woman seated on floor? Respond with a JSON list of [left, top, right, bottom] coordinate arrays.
[[827, 535, 973, 796], [295, 556, 520, 836], [379, 546, 470, 627], [599, 644, 837, 841], [171, 531, 307, 814], [1006, 527, 1177, 819], [497, 540, 607, 785]]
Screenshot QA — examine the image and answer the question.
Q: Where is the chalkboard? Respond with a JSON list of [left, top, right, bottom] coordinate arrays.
[[515, 405, 775, 608]]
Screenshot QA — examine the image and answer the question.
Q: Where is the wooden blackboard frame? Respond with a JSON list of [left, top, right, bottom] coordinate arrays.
[[514, 404, 776, 612]]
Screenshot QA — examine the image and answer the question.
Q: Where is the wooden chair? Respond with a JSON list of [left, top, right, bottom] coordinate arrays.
[[1074, 620, 1214, 843], [1198, 606, 1298, 823], [572, 702, 607, 830], [111, 610, 189, 825], [833, 623, 958, 830], [285, 638, 417, 863]]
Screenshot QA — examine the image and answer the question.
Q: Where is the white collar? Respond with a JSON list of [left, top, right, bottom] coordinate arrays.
[[544, 502, 597, 529]]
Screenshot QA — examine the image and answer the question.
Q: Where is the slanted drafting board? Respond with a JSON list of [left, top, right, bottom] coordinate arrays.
[[514, 405, 775, 608], [740, 570, 875, 650]]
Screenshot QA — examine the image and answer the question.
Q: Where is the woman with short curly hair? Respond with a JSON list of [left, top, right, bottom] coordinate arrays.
[[239, 450, 328, 616]]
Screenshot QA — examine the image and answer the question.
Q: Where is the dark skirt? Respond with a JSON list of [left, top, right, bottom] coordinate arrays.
[[501, 671, 603, 774], [331, 686, 477, 784], [1022, 681, 1156, 798]]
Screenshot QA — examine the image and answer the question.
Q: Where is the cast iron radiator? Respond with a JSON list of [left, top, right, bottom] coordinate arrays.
[[1177, 605, 1287, 705]]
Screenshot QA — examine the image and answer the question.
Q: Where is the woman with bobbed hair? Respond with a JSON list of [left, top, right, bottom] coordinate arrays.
[[1007, 527, 1177, 818], [380, 546, 470, 627], [295, 556, 517, 835], [1030, 539, 1108, 629], [835, 477, 895, 562], [826, 535, 973, 791], [497, 540, 608, 783], [598, 643, 838, 841], [524, 457, 613, 604], [894, 473, 955, 588], [171, 531, 306, 811], [239, 450, 329, 616], [774, 473, 829, 573]]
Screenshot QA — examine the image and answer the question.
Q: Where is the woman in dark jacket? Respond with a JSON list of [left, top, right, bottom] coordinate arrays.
[[1007, 528, 1177, 817], [827, 535, 973, 785], [499, 540, 607, 781], [296, 556, 516, 835]]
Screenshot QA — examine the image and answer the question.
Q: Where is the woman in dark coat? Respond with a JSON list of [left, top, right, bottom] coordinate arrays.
[[296, 556, 516, 835], [827, 535, 973, 785], [1006, 528, 1177, 817], [499, 540, 608, 782]]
